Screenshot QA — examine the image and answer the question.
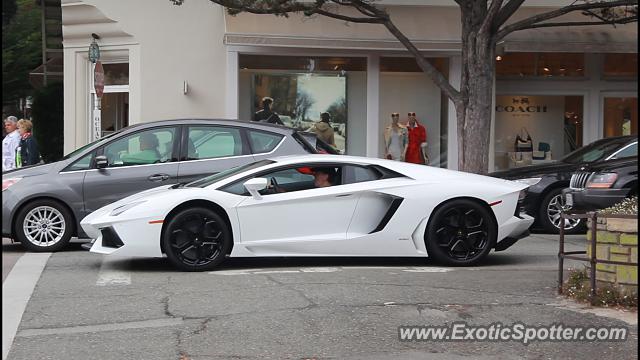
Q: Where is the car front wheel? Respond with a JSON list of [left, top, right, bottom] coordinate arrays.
[[162, 207, 231, 271], [539, 188, 585, 234], [15, 199, 74, 252], [425, 199, 497, 266]]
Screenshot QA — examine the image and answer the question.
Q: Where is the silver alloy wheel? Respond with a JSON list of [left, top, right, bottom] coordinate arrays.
[[22, 206, 66, 247], [547, 194, 580, 230]]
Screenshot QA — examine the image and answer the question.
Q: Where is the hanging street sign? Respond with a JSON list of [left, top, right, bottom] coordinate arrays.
[[94, 61, 105, 98]]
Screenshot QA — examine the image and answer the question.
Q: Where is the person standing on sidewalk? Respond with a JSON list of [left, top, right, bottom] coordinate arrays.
[[15, 119, 40, 167], [2, 116, 21, 171], [404, 112, 427, 165]]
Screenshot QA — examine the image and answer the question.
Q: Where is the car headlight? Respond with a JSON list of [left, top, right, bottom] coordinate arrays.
[[110, 201, 147, 216], [2, 177, 22, 191], [586, 173, 618, 189], [513, 177, 542, 187]]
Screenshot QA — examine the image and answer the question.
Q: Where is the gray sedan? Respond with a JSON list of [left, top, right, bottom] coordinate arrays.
[[2, 119, 333, 252]]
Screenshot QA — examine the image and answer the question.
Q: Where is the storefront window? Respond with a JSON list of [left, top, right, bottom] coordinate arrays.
[[603, 54, 638, 78], [494, 95, 583, 171], [380, 57, 448, 168], [103, 63, 129, 85], [496, 53, 585, 78], [239, 55, 366, 155], [603, 97, 638, 137]]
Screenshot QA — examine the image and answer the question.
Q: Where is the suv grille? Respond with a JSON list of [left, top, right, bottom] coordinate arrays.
[[570, 171, 593, 190]]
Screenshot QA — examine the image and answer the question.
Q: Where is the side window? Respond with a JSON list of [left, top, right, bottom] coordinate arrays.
[[610, 143, 637, 160], [103, 128, 176, 167], [221, 165, 342, 196], [187, 126, 242, 160], [248, 130, 283, 154], [343, 165, 382, 185], [65, 152, 94, 171]]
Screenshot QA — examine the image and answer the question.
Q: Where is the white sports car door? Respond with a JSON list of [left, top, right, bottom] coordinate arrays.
[[235, 185, 360, 256]]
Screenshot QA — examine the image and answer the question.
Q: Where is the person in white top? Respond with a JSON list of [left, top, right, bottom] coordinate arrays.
[[2, 116, 21, 172]]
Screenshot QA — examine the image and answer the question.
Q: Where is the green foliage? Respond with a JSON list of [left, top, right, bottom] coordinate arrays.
[[599, 196, 638, 215], [2, 0, 42, 105], [2, 0, 18, 26], [31, 82, 63, 163]]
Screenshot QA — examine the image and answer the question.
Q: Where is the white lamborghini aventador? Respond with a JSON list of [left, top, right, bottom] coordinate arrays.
[[81, 155, 535, 271]]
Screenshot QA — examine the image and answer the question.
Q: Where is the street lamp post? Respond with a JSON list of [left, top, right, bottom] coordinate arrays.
[[89, 34, 104, 141]]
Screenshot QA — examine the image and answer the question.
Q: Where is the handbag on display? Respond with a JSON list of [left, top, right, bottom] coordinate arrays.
[[508, 151, 533, 168], [514, 127, 533, 152]]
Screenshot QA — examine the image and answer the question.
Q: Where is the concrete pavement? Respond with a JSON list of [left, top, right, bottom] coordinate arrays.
[[2, 233, 637, 359]]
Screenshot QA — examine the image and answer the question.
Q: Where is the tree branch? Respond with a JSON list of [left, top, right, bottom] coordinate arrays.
[[382, 19, 461, 103], [511, 16, 637, 29], [496, 0, 638, 40], [494, 0, 526, 27], [480, 0, 504, 34]]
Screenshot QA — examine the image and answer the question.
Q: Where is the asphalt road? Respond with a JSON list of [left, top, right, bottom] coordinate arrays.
[[3, 234, 638, 360]]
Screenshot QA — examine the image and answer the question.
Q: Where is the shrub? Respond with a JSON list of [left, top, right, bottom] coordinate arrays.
[[599, 196, 638, 216]]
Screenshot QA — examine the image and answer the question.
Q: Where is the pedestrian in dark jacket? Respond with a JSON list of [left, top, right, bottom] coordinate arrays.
[[253, 97, 284, 125], [16, 119, 40, 167]]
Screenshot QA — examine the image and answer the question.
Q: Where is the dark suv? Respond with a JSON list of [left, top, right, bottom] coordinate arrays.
[[563, 156, 637, 211], [490, 135, 637, 234], [2, 119, 335, 252]]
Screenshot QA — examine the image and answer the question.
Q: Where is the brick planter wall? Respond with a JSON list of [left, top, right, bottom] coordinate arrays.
[[587, 217, 638, 295]]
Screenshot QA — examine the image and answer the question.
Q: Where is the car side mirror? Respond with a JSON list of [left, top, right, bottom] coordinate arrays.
[[95, 155, 108, 169], [243, 178, 268, 200]]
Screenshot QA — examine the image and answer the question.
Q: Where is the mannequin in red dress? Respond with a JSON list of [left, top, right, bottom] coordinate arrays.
[[404, 112, 427, 164]]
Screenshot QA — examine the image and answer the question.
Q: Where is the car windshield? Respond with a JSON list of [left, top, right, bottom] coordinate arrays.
[[561, 138, 631, 164], [62, 131, 119, 160], [185, 160, 275, 188]]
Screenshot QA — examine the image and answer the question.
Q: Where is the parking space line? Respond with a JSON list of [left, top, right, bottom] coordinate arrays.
[[96, 257, 131, 286], [2, 252, 51, 360], [16, 318, 184, 337]]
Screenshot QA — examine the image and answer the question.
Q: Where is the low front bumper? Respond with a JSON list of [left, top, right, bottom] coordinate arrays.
[[81, 216, 164, 257], [563, 188, 629, 212]]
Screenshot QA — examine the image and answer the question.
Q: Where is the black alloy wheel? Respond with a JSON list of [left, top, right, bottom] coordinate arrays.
[[162, 207, 231, 271], [426, 199, 496, 266]]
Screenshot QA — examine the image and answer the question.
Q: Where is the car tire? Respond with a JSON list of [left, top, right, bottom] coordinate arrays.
[[15, 199, 74, 252], [425, 199, 497, 266], [162, 207, 231, 272], [538, 188, 585, 234]]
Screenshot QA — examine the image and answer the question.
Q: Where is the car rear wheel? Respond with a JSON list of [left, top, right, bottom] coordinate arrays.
[[15, 199, 74, 252], [539, 188, 585, 234], [162, 207, 231, 271], [425, 199, 496, 266]]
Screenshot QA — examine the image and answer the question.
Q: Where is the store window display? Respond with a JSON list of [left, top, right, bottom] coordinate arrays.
[[383, 113, 407, 161], [494, 95, 583, 171], [405, 112, 428, 165]]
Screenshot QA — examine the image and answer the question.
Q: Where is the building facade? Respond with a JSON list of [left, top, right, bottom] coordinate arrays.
[[61, 0, 638, 171]]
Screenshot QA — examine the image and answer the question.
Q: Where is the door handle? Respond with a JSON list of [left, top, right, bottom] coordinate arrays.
[[335, 193, 353, 198], [148, 174, 170, 182]]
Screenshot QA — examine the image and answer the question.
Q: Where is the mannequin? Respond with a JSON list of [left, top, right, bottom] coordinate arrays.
[[404, 112, 427, 164], [383, 113, 407, 161]]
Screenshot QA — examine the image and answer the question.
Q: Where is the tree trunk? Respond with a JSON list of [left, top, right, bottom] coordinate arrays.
[[457, 2, 496, 174]]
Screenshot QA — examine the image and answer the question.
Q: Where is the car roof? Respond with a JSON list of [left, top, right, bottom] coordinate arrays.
[[122, 118, 297, 135]]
